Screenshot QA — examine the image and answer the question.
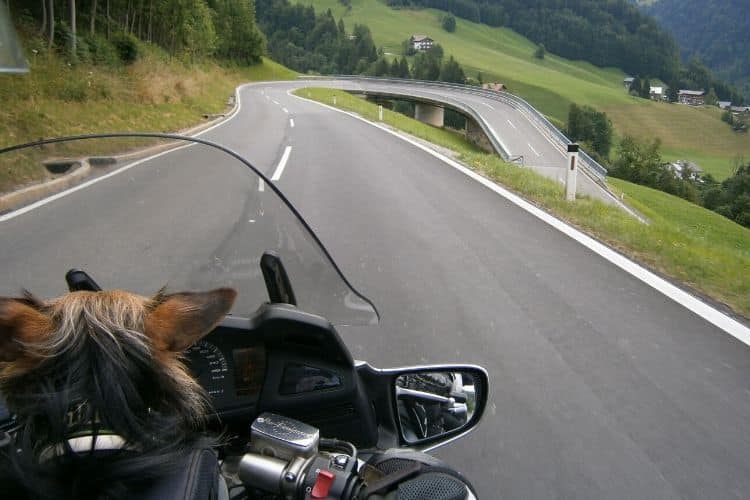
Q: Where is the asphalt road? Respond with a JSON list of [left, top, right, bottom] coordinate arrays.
[[2, 81, 750, 499]]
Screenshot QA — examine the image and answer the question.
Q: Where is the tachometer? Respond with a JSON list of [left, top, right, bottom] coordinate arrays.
[[184, 340, 229, 398]]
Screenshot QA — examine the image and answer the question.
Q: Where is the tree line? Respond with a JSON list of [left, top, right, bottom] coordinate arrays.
[[10, 0, 264, 64], [567, 103, 750, 228], [646, 0, 750, 102], [385, 0, 742, 102], [256, 0, 468, 83]]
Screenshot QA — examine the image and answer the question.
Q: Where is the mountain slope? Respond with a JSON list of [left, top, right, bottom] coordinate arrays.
[[301, 0, 750, 179], [643, 0, 750, 100]]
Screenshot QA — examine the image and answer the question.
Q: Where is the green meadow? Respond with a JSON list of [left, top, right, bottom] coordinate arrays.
[[302, 0, 750, 179]]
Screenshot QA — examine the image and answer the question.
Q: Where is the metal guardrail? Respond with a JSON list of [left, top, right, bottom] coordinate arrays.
[[302, 75, 609, 181]]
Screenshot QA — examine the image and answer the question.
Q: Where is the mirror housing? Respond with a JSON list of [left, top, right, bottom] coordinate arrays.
[[355, 363, 489, 452]]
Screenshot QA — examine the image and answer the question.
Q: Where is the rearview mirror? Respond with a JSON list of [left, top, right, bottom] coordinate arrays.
[[394, 368, 487, 447]]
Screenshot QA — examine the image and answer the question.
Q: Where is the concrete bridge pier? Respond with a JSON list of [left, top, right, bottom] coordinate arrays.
[[414, 102, 445, 127], [465, 117, 494, 153]]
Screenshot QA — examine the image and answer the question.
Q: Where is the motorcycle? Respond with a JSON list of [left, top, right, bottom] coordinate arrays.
[[0, 134, 488, 499]]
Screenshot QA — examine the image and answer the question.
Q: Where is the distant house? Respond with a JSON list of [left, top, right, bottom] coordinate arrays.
[[731, 106, 750, 114], [624, 77, 635, 90], [482, 82, 506, 92], [718, 101, 732, 109], [678, 89, 706, 106], [649, 86, 664, 100], [410, 35, 434, 52], [666, 160, 703, 182]]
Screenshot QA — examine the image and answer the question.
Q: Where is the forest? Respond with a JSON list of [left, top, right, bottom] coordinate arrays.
[[255, 0, 467, 82], [385, 0, 744, 103], [9, 0, 265, 64], [645, 0, 750, 102]]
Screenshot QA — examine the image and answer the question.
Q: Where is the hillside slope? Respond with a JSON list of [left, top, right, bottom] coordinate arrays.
[[301, 0, 750, 179], [642, 0, 750, 100], [1, 36, 296, 192]]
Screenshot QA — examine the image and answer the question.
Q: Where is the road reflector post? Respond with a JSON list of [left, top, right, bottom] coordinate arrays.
[[566, 143, 579, 202], [379, 105, 383, 121], [333, 95, 337, 105]]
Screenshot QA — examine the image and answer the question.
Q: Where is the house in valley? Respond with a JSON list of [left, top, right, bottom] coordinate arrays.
[[678, 89, 706, 106]]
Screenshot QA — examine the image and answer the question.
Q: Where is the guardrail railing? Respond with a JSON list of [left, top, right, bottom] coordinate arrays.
[[301, 75, 609, 181]]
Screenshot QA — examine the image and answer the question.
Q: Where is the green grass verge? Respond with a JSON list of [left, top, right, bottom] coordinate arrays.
[[296, 87, 750, 319], [300, 0, 750, 179], [0, 44, 296, 193]]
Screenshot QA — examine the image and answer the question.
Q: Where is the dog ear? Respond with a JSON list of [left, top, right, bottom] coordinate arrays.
[[145, 288, 237, 352], [0, 297, 53, 362]]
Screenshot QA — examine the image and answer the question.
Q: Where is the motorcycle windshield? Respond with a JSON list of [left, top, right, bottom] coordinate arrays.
[[0, 134, 378, 326]]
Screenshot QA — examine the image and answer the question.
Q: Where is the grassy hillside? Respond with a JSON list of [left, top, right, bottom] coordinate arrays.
[[0, 42, 296, 193], [302, 0, 750, 179]]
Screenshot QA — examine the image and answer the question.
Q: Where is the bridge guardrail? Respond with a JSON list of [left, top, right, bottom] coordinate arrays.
[[302, 75, 609, 181]]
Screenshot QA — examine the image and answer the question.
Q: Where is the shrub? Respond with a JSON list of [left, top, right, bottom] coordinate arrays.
[[85, 35, 120, 66], [112, 33, 140, 64]]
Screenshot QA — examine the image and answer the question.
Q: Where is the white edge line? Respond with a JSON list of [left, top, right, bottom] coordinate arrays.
[[271, 146, 292, 181], [0, 81, 261, 223], [289, 89, 750, 345]]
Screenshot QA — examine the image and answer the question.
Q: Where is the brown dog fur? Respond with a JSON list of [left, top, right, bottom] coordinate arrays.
[[0, 287, 236, 499]]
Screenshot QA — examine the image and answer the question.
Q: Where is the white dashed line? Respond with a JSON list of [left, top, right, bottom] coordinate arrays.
[[482, 102, 495, 110], [290, 119, 295, 128], [507, 119, 517, 130], [282, 107, 289, 114], [528, 143, 541, 157], [272, 99, 280, 105], [271, 146, 292, 181]]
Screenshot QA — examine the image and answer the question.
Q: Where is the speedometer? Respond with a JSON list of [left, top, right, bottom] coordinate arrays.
[[184, 340, 229, 398]]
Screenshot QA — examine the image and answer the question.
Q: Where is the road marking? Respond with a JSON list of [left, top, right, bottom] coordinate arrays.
[[0, 143, 193, 223], [272, 99, 280, 105], [258, 178, 265, 192], [260, 90, 264, 95], [265, 95, 270, 100], [292, 90, 750, 345], [283, 107, 289, 114], [481, 102, 494, 110], [0, 80, 267, 223], [507, 119, 516, 130], [528, 143, 541, 157], [290, 119, 295, 128], [271, 146, 292, 181]]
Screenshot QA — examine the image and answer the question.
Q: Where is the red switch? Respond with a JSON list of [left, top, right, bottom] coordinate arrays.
[[311, 469, 336, 499]]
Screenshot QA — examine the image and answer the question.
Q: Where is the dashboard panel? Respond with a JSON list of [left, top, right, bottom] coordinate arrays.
[[181, 304, 378, 446]]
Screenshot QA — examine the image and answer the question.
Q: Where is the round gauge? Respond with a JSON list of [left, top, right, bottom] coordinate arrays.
[[184, 340, 229, 398]]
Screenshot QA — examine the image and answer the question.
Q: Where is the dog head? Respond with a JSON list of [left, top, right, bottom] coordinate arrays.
[[0, 287, 236, 440]]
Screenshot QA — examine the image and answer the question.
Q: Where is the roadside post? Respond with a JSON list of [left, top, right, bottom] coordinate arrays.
[[566, 143, 579, 201], [379, 104, 383, 121]]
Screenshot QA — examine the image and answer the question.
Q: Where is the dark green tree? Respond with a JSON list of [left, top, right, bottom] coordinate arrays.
[[640, 78, 652, 99], [442, 14, 456, 32], [534, 43, 545, 60], [705, 87, 719, 106], [412, 52, 440, 80], [439, 55, 466, 83]]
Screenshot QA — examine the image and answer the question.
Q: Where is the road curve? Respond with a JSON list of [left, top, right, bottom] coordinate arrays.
[[295, 77, 628, 210], [1, 81, 749, 499]]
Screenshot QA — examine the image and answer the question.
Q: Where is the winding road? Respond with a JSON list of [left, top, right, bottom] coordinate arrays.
[[2, 80, 750, 499]]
